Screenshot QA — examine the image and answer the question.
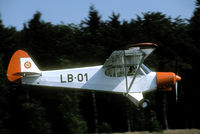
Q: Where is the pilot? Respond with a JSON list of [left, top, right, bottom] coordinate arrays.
[[128, 66, 136, 75]]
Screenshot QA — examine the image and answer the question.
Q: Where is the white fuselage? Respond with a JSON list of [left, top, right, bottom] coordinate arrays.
[[22, 65, 157, 93]]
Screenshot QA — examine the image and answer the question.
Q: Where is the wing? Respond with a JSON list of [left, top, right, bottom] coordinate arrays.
[[103, 43, 157, 69], [124, 43, 158, 59]]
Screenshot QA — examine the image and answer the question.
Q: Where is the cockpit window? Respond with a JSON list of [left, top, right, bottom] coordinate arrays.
[[105, 65, 145, 77], [104, 49, 151, 77], [105, 67, 124, 77]]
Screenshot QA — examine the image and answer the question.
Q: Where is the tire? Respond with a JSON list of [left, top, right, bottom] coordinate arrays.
[[139, 99, 150, 109]]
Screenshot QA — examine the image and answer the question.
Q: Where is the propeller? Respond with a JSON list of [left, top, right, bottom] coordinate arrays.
[[156, 72, 181, 129], [174, 74, 181, 102], [175, 82, 178, 102], [156, 72, 181, 101]]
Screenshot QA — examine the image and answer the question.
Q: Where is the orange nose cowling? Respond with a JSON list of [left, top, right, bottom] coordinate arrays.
[[156, 72, 181, 91]]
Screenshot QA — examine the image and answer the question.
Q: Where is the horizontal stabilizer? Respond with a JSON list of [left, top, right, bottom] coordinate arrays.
[[13, 72, 41, 77]]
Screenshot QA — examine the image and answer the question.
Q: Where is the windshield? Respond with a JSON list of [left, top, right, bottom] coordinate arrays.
[[141, 64, 151, 74]]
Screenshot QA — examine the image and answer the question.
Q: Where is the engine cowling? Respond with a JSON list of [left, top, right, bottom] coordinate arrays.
[[156, 72, 181, 91]]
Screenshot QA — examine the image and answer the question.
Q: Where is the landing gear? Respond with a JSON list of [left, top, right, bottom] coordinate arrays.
[[139, 99, 150, 109]]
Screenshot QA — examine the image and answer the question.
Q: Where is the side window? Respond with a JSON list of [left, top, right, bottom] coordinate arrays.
[[105, 67, 124, 77], [105, 66, 145, 77], [105, 67, 114, 77]]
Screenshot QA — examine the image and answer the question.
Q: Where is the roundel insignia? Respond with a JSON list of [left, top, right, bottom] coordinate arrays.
[[24, 61, 31, 69]]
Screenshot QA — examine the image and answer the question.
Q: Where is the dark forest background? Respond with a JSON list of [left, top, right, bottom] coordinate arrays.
[[1, 0, 200, 133]]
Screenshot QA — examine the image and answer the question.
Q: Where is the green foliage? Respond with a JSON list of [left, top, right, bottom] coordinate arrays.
[[56, 92, 87, 134], [83, 5, 102, 33], [21, 99, 54, 134], [98, 122, 112, 133], [189, 0, 200, 53], [0, 54, 11, 134]]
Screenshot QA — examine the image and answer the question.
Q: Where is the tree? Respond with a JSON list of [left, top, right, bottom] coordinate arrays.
[[56, 92, 87, 134], [21, 99, 54, 134], [80, 5, 105, 62], [0, 17, 17, 57], [22, 12, 63, 68], [0, 54, 11, 134], [83, 5, 102, 34], [184, 0, 200, 128], [189, 0, 200, 49], [105, 12, 124, 53]]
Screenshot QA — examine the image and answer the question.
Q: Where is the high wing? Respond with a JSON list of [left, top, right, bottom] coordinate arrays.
[[104, 43, 157, 68]]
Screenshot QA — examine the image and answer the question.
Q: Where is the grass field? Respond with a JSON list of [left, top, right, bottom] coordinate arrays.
[[112, 129, 200, 134]]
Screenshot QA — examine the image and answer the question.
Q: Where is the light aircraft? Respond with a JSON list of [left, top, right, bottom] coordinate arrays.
[[7, 43, 181, 109]]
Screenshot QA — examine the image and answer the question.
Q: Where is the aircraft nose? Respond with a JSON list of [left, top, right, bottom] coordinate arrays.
[[156, 72, 181, 91]]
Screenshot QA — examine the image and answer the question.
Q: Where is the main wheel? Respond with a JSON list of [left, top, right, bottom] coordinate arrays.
[[139, 99, 150, 109]]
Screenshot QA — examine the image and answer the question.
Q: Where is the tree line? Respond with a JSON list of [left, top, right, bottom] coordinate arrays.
[[0, 1, 200, 133]]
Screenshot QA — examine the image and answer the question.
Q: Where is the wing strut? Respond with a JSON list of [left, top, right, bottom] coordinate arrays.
[[123, 50, 128, 93], [127, 54, 145, 92], [122, 49, 146, 93]]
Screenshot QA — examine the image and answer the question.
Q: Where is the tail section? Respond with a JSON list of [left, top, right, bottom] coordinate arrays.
[[7, 50, 41, 82]]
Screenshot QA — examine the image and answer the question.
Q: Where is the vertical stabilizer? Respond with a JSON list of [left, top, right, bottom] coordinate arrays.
[[7, 50, 40, 82]]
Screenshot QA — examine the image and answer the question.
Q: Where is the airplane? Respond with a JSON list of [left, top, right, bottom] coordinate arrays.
[[7, 43, 181, 109]]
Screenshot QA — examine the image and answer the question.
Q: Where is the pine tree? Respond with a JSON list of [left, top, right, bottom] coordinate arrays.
[[21, 99, 54, 134], [56, 92, 87, 134], [190, 0, 200, 49]]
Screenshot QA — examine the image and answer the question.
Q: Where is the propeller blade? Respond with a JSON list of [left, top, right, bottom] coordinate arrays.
[[175, 74, 181, 102], [175, 82, 178, 102]]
